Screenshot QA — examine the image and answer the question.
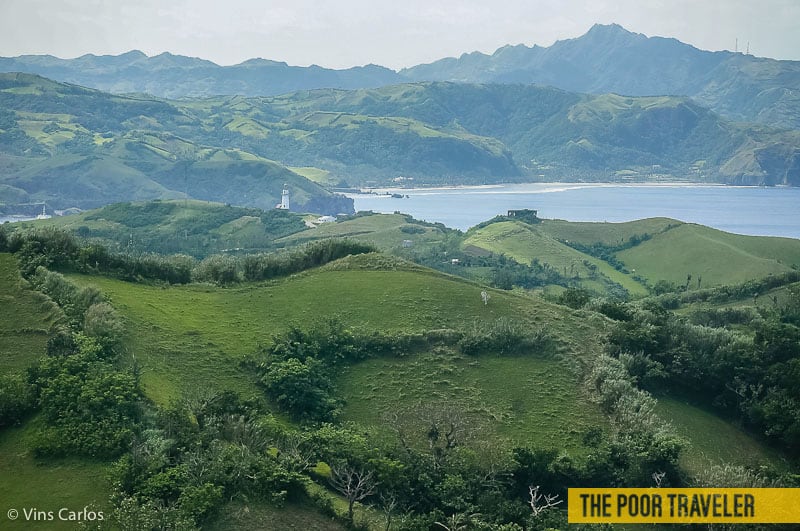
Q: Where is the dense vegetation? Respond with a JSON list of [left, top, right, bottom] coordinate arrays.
[[606, 293, 800, 455], [0, 223, 376, 286], [1, 217, 799, 530]]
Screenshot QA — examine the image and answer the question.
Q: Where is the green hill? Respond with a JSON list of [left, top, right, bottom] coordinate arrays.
[[67, 253, 599, 405], [0, 254, 62, 374], [537, 217, 680, 246], [26, 199, 306, 257], [0, 74, 351, 214], [463, 220, 648, 296], [277, 212, 449, 250], [616, 223, 800, 288], [264, 82, 800, 185], [4, 72, 800, 209], [0, 254, 110, 530], [2, 214, 797, 528]]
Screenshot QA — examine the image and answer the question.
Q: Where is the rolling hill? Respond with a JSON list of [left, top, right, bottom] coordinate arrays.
[[271, 83, 800, 185], [614, 223, 800, 288], [0, 73, 353, 214], [3, 72, 800, 204], [2, 208, 798, 528], [23, 199, 308, 257], [463, 220, 649, 296], [17, 199, 800, 301]]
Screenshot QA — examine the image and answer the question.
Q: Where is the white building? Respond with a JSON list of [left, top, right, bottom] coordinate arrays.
[[276, 185, 290, 210], [36, 204, 51, 220]]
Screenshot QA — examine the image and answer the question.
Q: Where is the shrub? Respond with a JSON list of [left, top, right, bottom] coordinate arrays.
[[458, 318, 551, 357], [0, 373, 36, 428]]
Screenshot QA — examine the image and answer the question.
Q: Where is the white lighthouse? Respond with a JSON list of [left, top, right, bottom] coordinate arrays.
[[276, 185, 289, 210]]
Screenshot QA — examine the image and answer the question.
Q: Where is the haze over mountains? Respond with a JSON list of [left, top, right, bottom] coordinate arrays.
[[1, 23, 800, 215], [3, 24, 799, 129]]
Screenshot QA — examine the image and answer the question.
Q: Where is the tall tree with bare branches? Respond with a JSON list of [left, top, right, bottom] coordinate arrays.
[[329, 464, 377, 525]]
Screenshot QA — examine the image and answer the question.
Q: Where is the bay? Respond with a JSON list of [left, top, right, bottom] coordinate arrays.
[[0, 215, 37, 224], [348, 183, 800, 239]]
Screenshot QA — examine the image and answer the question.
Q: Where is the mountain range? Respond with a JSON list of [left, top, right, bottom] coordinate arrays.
[[2, 71, 800, 214], [2, 24, 799, 129], [1, 24, 800, 214]]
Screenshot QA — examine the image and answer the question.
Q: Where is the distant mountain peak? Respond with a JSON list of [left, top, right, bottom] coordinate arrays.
[[122, 50, 147, 58], [237, 58, 290, 67], [587, 22, 631, 34], [579, 22, 642, 43]]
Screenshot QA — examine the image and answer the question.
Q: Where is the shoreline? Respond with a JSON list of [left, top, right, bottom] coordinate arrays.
[[354, 181, 764, 195], [347, 183, 800, 238]]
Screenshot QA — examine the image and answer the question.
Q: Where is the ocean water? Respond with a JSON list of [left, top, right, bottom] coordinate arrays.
[[348, 183, 800, 239], [0, 215, 37, 224]]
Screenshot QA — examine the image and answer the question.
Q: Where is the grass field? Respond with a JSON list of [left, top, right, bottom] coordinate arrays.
[[463, 221, 649, 296], [617, 224, 800, 287], [0, 255, 111, 529], [0, 423, 111, 531], [339, 348, 605, 453], [288, 166, 333, 184], [206, 499, 346, 531], [278, 213, 449, 251], [28, 200, 307, 257], [538, 217, 680, 246], [70, 254, 601, 406], [0, 253, 62, 376], [655, 397, 788, 475]]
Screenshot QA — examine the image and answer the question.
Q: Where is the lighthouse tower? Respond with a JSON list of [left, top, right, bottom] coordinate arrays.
[[276, 185, 290, 210]]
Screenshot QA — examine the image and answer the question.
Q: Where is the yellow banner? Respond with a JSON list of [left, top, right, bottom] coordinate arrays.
[[568, 488, 800, 524]]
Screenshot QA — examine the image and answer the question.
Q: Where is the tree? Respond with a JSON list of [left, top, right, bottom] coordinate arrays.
[[0, 373, 35, 427], [261, 357, 340, 421], [527, 485, 562, 517], [329, 464, 377, 525], [83, 301, 125, 351], [557, 287, 591, 309]]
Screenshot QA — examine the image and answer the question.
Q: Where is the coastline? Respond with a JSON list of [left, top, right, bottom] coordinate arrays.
[[354, 181, 752, 196]]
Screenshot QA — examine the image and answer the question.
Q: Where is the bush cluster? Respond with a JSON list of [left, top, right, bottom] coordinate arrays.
[[607, 302, 800, 455], [2, 226, 375, 286]]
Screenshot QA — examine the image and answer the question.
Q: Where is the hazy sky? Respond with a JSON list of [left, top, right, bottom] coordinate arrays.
[[1, 0, 798, 69]]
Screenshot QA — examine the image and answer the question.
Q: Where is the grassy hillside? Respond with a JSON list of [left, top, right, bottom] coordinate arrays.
[[0, 74, 350, 214], [65, 249, 788, 472], [263, 82, 800, 185], [27, 199, 307, 257], [0, 253, 62, 375], [339, 349, 604, 453], [282, 213, 800, 300], [206, 500, 346, 531], [69, 253, 602, 406], [538, 217, 680, 246], [4, 73, 800, 211], [0, 425, 111, 531], [3, 221, 797, 528], [616, 223, 800, 287], [463, 220, 649, 296], [0, 254, 111, 530], [277, 212, 448, 250], [656, 397, 788, 474]]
